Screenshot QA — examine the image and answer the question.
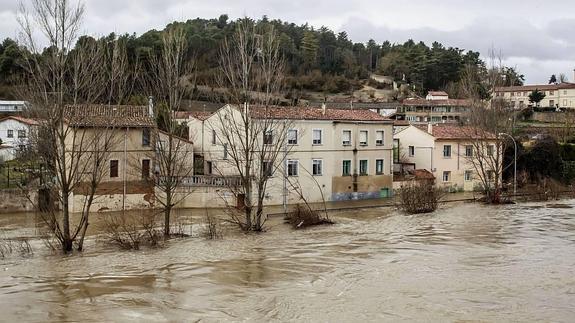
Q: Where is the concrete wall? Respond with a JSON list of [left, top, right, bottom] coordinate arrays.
[[0, 189, 36, 213]]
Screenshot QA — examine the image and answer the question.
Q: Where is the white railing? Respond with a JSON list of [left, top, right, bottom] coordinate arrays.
[[158, 175, 242, 187]]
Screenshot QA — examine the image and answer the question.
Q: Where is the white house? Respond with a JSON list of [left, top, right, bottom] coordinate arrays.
[[0, 116, 38, 161], [425, 91, 449, 101]]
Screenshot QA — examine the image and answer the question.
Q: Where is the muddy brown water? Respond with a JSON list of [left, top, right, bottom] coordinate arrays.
[[1, 201, 575, 322]]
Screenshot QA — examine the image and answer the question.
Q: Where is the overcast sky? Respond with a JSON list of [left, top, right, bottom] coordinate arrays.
[[1, 0, 575, 84]]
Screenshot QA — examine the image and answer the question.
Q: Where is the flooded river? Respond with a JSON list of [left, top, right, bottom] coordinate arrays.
[[1, 201, 574, 322]]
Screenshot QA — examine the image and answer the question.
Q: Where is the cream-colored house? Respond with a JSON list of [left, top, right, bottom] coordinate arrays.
[[185, 104, 395, 207], [394, 124, 499, 191], [64, 105, 158, 212], [494, 83, 575, 109]]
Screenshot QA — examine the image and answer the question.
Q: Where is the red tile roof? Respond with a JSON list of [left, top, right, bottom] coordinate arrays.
[[0, 115, 39, 126], [188, 111, 213, 121], [495, 82, 575, 92], [64, 105, 155, 127], [416, 124, 497, 140], [246, 105, 390, 122], [402, 98, 472, 107]]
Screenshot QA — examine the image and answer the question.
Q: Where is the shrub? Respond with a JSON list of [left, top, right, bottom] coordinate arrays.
[[285, 204, 333, 229], [202, 213, 223, 240], [101, 212, 163, 250], [398, 180, 444, 214]]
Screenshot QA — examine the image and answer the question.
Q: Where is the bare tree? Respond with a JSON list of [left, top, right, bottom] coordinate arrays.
[[17, 0, 132, 252], [145, 25, 196, 237], [461, 48, 512, 203], [211, 18, 289, 231]]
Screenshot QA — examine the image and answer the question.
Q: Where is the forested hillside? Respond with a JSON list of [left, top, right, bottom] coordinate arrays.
[[0, 14, 524, 100]]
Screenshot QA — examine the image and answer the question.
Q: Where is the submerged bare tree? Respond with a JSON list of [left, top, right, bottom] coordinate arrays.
[[145, 25, 195, 236], [461, 48, 512, 203], [17, 0, 134, 252], [211, 18, 289, 231]]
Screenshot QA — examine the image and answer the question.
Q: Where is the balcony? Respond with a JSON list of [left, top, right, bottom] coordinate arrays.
[[158, 175, 242, 187]]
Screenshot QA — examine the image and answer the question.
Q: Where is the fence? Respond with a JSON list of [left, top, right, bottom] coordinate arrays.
[[0, 163, 45, 189]]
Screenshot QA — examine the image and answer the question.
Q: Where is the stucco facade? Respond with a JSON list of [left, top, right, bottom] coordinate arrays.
[[186, 104, 395, 207], [494, 83, 575, 109]]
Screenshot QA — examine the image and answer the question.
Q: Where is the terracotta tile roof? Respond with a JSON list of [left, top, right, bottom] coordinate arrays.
[[402, 98, 472, 107], [427, 91, 448, 96], [64, 105, 155, 127], [188, 111, 213, 121], [494, 82, 575, 92], [416, 124, 497, 140], [245, 105, 390, 122], [0, 115, 39, 126]]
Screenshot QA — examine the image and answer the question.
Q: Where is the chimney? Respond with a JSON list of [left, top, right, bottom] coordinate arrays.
[[427, 123, 433, 135], [148, 96, 154, 117], [321, 102, 326, 115]]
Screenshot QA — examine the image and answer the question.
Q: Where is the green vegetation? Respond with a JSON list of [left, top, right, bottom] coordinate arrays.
[[528, 89, 546, 106], [0, 15, 506, 98]]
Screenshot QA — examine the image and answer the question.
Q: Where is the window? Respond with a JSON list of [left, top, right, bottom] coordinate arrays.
[[142, 128, 150, 146], [487, 145, 494, 156], [564, 99, 568, 107], [17, 130, 26, 138], [442, 171, 451, 182], [376, 159, 384, 175], [262, 161, 273, 177], [7, 130, 13, 138], [223, 144, 228, 159], [549, 100, 555, 107], [342, 130, 351, 146], [359, 160, 368, 175], [443, 145, 452, 158], [141, 159, 150, 179], [287, 129, 298, 145], [464, 170, 472, 181], [408, 146, 415, 157], [564, 90, 568, 95], [312, 159, 323, 176], [375, 130, 384, 145], [110, 160, 119, 178], [342, 160, 351, 176], [465, 145, 473, 157], [550, 90, 554, 95], [312, 129, 322, 145], [287, 160, 298, 176], [359, 130, 368, 146], [211, 129, 217, 145], [263, 130, 273, 145], [206, 161, 213, 175]]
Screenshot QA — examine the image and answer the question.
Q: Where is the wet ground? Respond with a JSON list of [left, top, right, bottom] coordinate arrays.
[[0, 201, 574, 322]]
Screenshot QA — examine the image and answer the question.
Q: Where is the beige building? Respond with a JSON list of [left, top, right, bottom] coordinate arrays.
[[494, 83, 575, 109], [394, 124, 499, 192], [185, 104, 395, 207], [396, 92, 471, 124], [64, 105, 158, 212]]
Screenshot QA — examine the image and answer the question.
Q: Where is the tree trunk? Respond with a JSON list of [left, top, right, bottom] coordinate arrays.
[[61, 193, 73, 253], [164, 204, 171, 237]]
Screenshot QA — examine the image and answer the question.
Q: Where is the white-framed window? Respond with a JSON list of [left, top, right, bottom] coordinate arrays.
[[375, 130, 384, 145], [342, 160, 351, 176], [443, 145, 452, 158], [287, 129, 298, 145], [464, 170, 472, 181], [408, 145, 415, 157], [359, 159, 368, 175], [465, 145, 473, 157], [487, 144, 494, 156], [312, 129, 322, 145], [7, 130, 13, 138], [287, 160, 298, 176], [342, 130, 352, 146], [359, 130, 368, 146], [17, 130, 26, 139], [442, 171, 451, 182], [375, 159, 384, 175], [312, 159, 323, 176], [263, 129, 273, 145]]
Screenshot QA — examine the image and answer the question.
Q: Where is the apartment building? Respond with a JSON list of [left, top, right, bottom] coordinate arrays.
[[395, 92, 471, 124], [394, 123, 499, 191], [186, 104, 395, 207], [494, 83, 575, 109]]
